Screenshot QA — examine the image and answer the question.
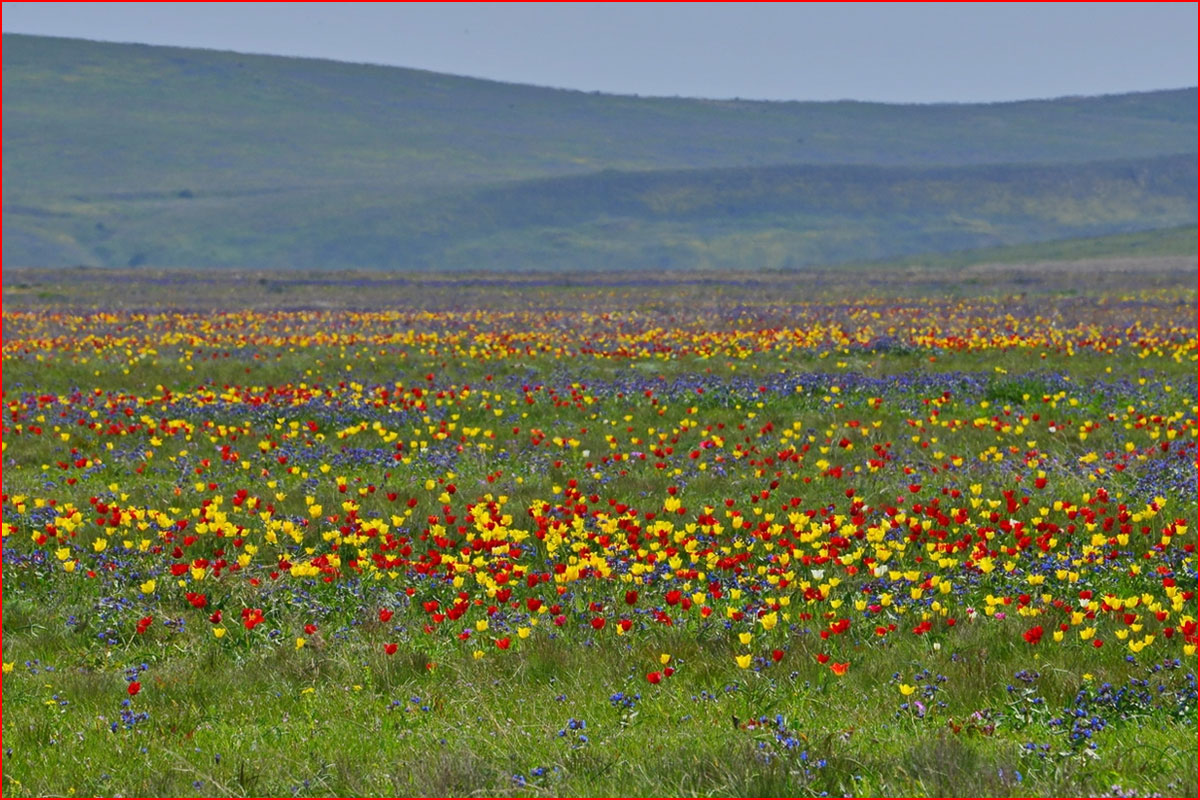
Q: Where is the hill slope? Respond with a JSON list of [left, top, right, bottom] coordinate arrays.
[[3, 34, 1196, 270], [852, 224, 1197, 270]]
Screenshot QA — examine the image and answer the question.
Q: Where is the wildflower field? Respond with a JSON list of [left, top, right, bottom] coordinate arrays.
[[1, 264, 1196, 797]]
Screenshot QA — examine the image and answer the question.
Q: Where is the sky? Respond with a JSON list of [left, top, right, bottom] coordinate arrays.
[[2, 2, 1196, 103]]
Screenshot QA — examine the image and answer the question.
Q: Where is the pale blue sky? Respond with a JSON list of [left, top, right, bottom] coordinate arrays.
[[2, 2, 1196, 102]]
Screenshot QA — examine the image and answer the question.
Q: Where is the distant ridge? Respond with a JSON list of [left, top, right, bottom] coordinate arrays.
[[3, 33, 1196, 270]]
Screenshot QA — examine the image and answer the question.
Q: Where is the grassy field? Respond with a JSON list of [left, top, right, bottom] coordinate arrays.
[[3, 228, 1195, 312], [4, 34, 1196, 271], [1, 265, 1196, 797], [847, 225, 1198, 270]]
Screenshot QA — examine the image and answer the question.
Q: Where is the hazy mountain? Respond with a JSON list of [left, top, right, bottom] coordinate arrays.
[[3, 34, 1195, 270]]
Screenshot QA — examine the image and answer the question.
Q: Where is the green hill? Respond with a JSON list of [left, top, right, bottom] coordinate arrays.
[[3, 34, 1197, 270], [854, 224, 1196, 270]]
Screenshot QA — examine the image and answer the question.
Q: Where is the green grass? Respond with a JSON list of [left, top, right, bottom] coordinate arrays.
[[1, 269, 1196, 797], [853, 224, 1197, 270], [3, 600, 1194, 797]]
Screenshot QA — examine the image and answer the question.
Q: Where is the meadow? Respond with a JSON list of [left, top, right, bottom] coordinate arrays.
[[1, 262, 1196, 797]]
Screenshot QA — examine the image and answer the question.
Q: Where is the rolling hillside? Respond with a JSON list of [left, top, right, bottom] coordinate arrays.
[[3, 33, 1196, 270]]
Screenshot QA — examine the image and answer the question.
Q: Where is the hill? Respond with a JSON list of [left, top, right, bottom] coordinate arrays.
[[854, 224, 1197, 270], [2, 34, 1196, 270]]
